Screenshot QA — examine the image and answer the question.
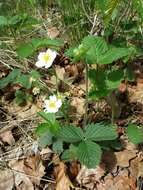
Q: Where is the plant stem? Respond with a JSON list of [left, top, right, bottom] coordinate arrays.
[[83, 62, 88, 128], [52, 66, 58, 93], [111, 108, 115, 125]]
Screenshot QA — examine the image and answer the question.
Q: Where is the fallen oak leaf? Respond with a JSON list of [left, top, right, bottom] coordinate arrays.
[[55, 162, 74, 190], [115, 150, 137, 168], [76, 164, 105, 189], [23, 155, 45, 185], [9, 159, 34, 190], [9, 155, 45, 188]]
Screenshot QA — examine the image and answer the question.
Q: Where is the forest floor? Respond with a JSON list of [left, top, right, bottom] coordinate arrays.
[[0, 13, 143, 190]]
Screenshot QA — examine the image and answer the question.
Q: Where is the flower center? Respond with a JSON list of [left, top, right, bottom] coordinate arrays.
[[49, 101, 56, 108], [43, 53, 50, 62]]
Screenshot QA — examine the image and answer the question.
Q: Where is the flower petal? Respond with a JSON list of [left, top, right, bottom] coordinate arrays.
[[35, 61, 45, 68], [44, 59, 53, 68], [38, 52, 46, 60], [44, 106, 59, 113], [46, 49, 57, 57], [49, 95, 57, 101], [56, 99, 62, 108]]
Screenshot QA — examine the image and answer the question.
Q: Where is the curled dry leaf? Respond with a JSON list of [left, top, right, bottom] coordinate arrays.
[[40, 147, 52, 160], [130, 153, 143, 179], [23, 155, 45, 185], [9, 159, 34, 190], [96, 169, 136, 190], [76, 165, 105, 189], [8, 155, 45, 189], [115, 150, 137, 168], [55, 162, 73, 190], [102, 150, 137, 172]]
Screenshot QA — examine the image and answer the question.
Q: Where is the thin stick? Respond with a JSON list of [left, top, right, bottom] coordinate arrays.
[[8, 167, 56, 183]]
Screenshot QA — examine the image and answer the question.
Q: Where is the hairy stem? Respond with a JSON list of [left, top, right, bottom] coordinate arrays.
[[83, 62, 89, 128]]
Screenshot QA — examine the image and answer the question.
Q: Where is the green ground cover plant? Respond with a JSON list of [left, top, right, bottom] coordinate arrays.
[[0, 0, 143, 171]]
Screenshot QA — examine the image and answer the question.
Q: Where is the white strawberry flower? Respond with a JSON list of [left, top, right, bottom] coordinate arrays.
[[44, 95, 62, 113], [36, 49, 57, 69]]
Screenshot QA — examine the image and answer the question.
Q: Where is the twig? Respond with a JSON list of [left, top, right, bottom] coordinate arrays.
[[8, 167, 56, 183]]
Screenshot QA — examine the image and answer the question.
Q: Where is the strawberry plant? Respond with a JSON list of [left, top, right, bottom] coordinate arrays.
[[66, 35, 135, 101], [36, 111, 117, 168], [0, 69, 41, 105]]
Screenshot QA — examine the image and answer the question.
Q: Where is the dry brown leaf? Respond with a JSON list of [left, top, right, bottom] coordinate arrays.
[[15, 175, 34, 190], [9, 155, 45, 189], [96, 169, 136, 190], [76, 165, 105, 189], [102, 150, 137, 172], [112, 169, 136, 190], [47, 27, 60, 38], [121, 137, 137, 151], [55, 162, 73, 190], [65, 65, 79, 79], [69, 161, 80, 179], [71, 97, 85, 115], [23, 155, 45, 185], [115, 150, 137, 168], [9, 159, 34, 190], [0, 130, 15, 145], [6, 102, 39, 120], [128, 80, 143, 104], [55, 66, 65, 81], [40, 147, 52, 160], [0, 170, 14, 190]]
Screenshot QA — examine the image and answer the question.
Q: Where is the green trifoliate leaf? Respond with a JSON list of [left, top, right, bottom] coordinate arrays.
[[85, 123, 117, 141], [98, 47, 131, 64], [77, 140, 102, 168], [16, 74, 31, 89], [58, 125, 84, 143], [127, 124, 143, 144], [82, 36, 108, 54], [35, 123, 50, 136], [17, 38, 64, 58], [17, 43, 34, 58], [0, 69, 21, 89], [62, 144, 78, 161], [106, 68, 124, 89], [52, 139, 63, 154], [38, 131, 53, 147]]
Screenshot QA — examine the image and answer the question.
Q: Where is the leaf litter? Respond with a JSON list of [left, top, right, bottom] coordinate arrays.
[[0, 29, 143, 190]]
